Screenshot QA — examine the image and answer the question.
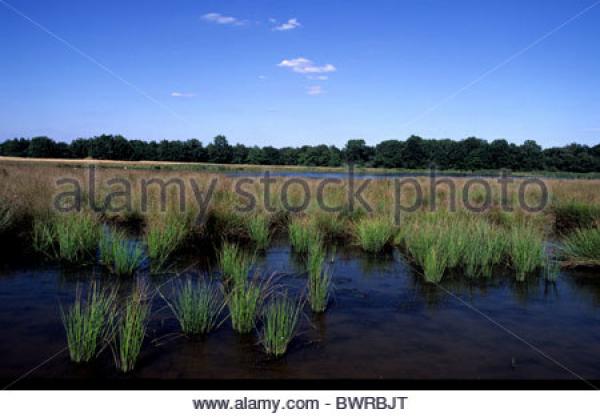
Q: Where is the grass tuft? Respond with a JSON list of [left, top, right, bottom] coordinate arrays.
[[33, 214, 101, 263], [227, 275, 271, 333], [561, 227, 600, 266], [355, 216, 394, 253], [307, 238, 332, 312], [99, 229, 144, 276], [246, 214, 271, 250], [288, 217, 321, 253], [164, 278, 224, 336], [61, 282, 117, 363], [114, 281, 152, 373], [218, 242, 253, 287], [508, 226, 544, 281], [260, 292, 302, 357], [145, 215, 189, 272]]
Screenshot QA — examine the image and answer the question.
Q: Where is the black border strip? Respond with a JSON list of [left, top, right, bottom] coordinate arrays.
[[2, 379, 597, 390]]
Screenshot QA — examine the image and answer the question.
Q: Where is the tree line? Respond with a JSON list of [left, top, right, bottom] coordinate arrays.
[[1, 134, 599, 173]]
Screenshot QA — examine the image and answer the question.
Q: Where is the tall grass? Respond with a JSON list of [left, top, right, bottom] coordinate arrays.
[[114, 281, 152, 373], [61, 282, 117, 363], [561, 228, 600, 265], [145, 215, 189, 272], [553, 200, 600, 232], [99, 229, 144, 276], [509, 226, 544, 281], [288, 217, 320, 253], [227, 276, 271, 333], [33, 214, 100, 262], [247, 214, 270, 250], [260, 293, 302, 357], [218, 242, 253, 287], [163, 279, 224, 335], [307, 238, 332, 312], [355, 216, 394, 253], [462, 221, 506, 279]]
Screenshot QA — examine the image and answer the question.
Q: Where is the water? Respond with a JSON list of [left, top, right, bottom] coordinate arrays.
[[1, 238, 600, 388]]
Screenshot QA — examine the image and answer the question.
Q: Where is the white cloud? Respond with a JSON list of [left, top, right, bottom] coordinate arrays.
[[307, 85, 324, 96], [258, 75, 267, 80], [278, 57, 336, 74], [273, 18, 301, 31], [307, 75, 329, 81], [170, 92, 196, 98], [202, 12, 244, 26]]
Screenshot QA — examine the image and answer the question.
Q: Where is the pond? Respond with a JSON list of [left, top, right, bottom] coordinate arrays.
[[1, 235, 599, 388]]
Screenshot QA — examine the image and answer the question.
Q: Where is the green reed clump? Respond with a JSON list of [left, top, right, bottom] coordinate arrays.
[[553, 200, 600, 232], [306, 238, 332, 312], [561, 227, 600, 265], [509, 226, 544, 281], [462, 221, 507, 279], [61, 282, 117, 363], [114, 281, 152, 373], [310, 211, 348, 240], [355, 216, 394, 253], [99, 229, 144, 276], [422, 247, 447, 283], [247, 214, 270, 250], [227, 276, 271, 333], [164, 279, 225, 335], [146, 215, 189, 272], [33, 214, 101, 263], [260, 293, 302, 357], [288, 217, 320, 253], [218, 242, 253, 287]]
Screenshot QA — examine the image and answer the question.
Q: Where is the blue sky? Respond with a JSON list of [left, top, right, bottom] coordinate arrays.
[[1, 0, 599, 148]]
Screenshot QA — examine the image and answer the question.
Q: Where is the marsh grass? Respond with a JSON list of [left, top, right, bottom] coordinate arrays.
[[114, 281, 152, 373], [561, 227, 600, 266], [33, 214, 100, 263], [146, 215, 189, 272], [355, 216, 394, 253], [247, 214, 270, 250], [462, 221, 506, 278], [553, 200, 600, 232], [509, 226, 544, 281], [260, 292, 303, 357], [163, 278, 225, 335], [99, 229, 144, 276], [288, 217, 320, 253], [61, 282, 117, 363], [227, 275, 272, 333], [307, 238, 332, 312], [218, 242, 253, 287]]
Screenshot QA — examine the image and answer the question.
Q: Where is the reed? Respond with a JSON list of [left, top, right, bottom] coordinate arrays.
[[354, 216, 394, 253], [61, 282, 117, 363], [99, 229, 144, 276], [462, 221, 506, 278], [247, 214, 270, 250], [33, 214, 101, 263], [509, 226, 544, 281], [114, 281, 152, 373], [260, 293, 302, 357], [164, 278, 225, 335], [227, 276, 271, 333], [561, 228, 600, 265], [553, 200, 600, 232], [288, 217, 320, 253], [307, 238, 332, 312], [145, 215, 189, 272], [218, 242, 253, 287]]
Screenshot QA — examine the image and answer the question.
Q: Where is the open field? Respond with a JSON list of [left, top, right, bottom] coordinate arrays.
[[1, 159, 600, 385]]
